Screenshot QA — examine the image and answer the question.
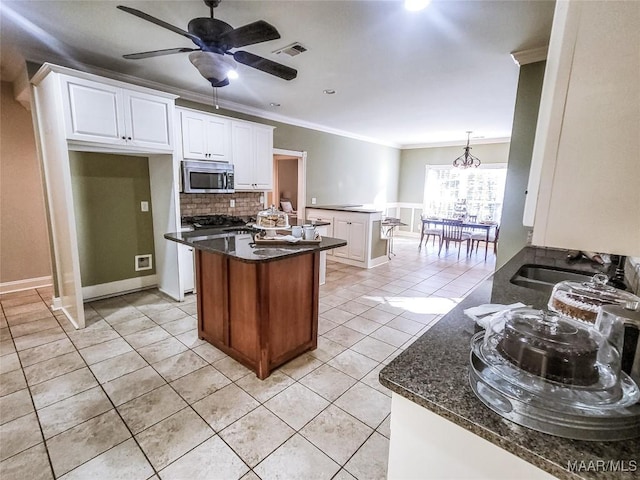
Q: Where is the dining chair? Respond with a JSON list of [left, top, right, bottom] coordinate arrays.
[[471, 225, 500, 260], [419, 215, 441, 249], [439, 219, 472, 258]]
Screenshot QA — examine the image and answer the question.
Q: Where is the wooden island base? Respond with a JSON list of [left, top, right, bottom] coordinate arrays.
[[196, 249, 320, 379]]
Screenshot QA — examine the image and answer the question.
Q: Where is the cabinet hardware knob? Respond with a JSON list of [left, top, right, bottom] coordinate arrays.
[[121, 136, 126, 140], [127, 137, 132, 140]]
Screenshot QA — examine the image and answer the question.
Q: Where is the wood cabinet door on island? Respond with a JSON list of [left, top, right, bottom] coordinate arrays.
[[195, 249, 319, 379]]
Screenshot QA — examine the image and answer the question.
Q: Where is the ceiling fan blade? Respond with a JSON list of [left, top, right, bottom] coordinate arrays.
[[123, 48, 200, 60], [219, 20, 281, 48], [233, 51, 297, 80], [117, 5, 201, 44]]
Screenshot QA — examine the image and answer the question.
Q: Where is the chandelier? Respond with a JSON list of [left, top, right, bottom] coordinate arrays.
[[453, 131, 481, 169]]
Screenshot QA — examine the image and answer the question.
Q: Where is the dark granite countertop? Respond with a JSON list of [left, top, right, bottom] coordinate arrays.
[[379, 246, 639, 480], [306, 205, 383, 214], [165, 229, 346, 263]]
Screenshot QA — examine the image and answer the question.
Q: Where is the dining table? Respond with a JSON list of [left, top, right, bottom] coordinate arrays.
[[420, 218, 498, 260]]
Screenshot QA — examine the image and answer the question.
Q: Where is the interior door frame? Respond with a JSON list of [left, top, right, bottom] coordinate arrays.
[[273, 148, 307, 221]]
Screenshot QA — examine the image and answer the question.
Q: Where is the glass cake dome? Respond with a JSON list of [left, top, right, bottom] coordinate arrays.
[[548, 273, 640, 324], [255, 205, 290, 229], [469, 307, 640, 440]]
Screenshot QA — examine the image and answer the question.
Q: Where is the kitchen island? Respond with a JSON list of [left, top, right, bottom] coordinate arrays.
[[166, 228, 346, 379], [380, 246, 639, 479]]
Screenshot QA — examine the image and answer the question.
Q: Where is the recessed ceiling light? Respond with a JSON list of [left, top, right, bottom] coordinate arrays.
[[269, 102, 281, 107], [323, 89, 336, 95], [404, 0, 431, 12]]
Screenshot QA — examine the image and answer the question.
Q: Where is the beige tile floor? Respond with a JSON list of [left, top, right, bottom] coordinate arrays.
[[0, 237, 495, 479]]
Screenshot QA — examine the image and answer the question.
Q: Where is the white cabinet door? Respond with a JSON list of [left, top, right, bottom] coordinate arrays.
[[231, 121, 274, 191], [231, 121, 256, 189], [205, 116, 230, 161], [178, 244, 195, 293], [332, 215, 367, 261], [124, 90, 172, 151], [181, 112, 208, 159], [62, 76, 124, 144], [254, 125, 274, 190], [333, 218, 350, 259], [181, 111, 230, 161], [61, 75, 174, 151], [348, 220, 366, 261], [525, 0, 640, 255]]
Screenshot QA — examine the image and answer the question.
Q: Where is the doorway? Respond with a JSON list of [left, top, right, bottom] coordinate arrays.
[[271, 149, 307, 221]]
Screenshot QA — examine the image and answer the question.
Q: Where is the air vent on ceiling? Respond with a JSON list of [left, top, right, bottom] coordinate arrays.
[[273, 42, 307, 57]]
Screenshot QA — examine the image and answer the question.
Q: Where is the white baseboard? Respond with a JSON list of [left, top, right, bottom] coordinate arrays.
[[82, 275, 157, 301], [0, 276, 53, 294]]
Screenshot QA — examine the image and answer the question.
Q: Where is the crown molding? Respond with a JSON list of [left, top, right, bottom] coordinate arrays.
[[402, 137, 511, 149], [510, 46, 548, 66], [22, 49, 401, 149], [176, 89, 401, 148]]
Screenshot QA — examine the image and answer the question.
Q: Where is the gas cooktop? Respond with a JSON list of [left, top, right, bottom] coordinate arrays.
[[183, 215, 253, 230]]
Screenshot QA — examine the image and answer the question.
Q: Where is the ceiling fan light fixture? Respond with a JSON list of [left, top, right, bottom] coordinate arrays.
[[404, 0, 432, 12], [189, 51, 238, 86]]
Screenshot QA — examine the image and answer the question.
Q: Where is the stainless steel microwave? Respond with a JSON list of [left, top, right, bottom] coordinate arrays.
[[181, 160, 234, 193]]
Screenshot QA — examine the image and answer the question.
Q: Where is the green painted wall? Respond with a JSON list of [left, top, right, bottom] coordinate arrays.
[[69, 152, 156, 286], [177, 100, 401, 206], [497, 61, 546, 268], [398, 143, 511, 203]]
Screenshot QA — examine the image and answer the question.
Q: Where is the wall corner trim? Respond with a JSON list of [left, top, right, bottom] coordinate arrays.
[[510, 46, 548, 66]]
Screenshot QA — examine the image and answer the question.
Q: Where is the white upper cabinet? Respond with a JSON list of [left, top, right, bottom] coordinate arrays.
[[180, 109, 230, 161], [524, 0, 640, 256], [231, 121, 274, 190], [60, 75, 174, 152]]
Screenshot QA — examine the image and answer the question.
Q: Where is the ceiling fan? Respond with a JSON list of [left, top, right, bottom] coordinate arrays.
[[117, 0, 297, 87]]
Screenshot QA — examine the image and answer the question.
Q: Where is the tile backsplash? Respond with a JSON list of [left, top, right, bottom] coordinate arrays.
[[180, 192, 263, 217]]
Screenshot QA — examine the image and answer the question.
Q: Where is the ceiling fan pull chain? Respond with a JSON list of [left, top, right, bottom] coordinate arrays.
[[213, 87, 220, 110]]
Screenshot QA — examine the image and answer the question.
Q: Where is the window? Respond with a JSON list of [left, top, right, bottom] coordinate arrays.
[[423, 164, 507, 222]]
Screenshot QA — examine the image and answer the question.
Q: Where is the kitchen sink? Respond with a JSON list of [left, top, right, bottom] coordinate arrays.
[[510, 264, 595, 294]]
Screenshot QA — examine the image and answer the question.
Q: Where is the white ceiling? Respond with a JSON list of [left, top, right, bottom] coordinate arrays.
[[0, 0, 555, 148]]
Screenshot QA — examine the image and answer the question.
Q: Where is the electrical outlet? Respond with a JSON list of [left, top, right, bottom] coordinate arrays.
[[259, 195, 264, 203], [230, 199, 235, 208], [141, 201, 149, 212], [311, 197, 317, 205]]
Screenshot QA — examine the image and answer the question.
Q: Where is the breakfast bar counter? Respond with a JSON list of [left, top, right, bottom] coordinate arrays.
[[379, 246, 639, 479], [165, 229, 346, 379]]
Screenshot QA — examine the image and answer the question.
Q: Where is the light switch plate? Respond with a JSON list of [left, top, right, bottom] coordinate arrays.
[[311, 197, 317, 205], [141, 201, 149, 212]]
